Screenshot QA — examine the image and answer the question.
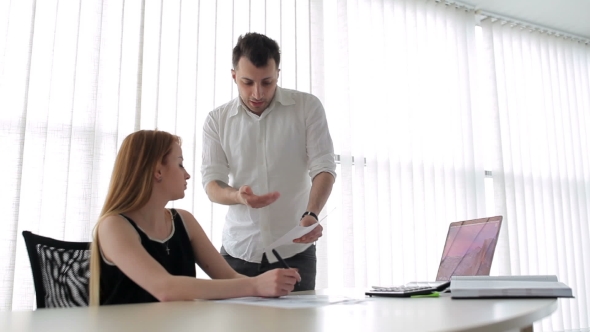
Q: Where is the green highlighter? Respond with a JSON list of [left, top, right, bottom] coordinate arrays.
[[410, 292, 440, 298]]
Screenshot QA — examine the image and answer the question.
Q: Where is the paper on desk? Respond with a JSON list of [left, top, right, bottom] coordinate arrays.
[[215, 295, 364, 309], [264, 223, 320, 263]]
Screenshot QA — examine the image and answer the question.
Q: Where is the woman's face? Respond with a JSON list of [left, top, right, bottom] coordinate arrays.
[[160, 143, 190, 200]]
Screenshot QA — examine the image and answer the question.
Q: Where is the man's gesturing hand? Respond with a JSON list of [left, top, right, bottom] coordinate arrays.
[[236, 185, 280, 208]]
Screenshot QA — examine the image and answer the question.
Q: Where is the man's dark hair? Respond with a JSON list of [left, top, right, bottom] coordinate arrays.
[[232, 33, 281, 69]]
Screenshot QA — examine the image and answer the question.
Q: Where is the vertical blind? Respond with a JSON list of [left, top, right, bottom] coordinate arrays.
[[315, 0, 485, 291], [1, 1, 588, 330], [479, 18, 590, 331]]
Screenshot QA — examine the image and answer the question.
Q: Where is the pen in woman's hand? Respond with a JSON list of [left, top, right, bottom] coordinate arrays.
[[272, 249, 290, 269], [272, 249, 301, 287]]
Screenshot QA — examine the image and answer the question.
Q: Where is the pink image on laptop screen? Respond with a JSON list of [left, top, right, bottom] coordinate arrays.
[[435, 216, 502, 281]]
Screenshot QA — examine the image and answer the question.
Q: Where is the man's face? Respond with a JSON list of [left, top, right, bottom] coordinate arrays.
[[232, 57, 279, 115]]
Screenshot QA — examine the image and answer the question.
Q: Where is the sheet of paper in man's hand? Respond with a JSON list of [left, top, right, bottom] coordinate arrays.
[[264, 223, 320, 263]]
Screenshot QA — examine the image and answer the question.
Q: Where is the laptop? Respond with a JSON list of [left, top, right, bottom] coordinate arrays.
[[366, 215, 503, 297]]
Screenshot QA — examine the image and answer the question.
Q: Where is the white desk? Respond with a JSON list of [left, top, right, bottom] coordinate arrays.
[[1, 289, 557, 332]]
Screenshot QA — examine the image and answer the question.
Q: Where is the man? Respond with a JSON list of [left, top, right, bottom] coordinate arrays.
[[201, 32, 336, 291]]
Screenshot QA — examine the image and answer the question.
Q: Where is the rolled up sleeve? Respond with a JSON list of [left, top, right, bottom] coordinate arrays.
[[201, 113, 230, 189], [305, 97, 337, 180]]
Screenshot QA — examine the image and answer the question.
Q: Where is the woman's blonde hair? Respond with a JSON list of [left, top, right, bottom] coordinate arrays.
[[89, 130, 181, 306]]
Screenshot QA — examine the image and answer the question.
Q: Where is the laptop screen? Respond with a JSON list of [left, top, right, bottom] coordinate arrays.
[[435, 216, 503, 281]]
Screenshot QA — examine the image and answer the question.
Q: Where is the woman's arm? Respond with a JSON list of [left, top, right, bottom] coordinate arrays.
[[175, 209, 242, 279], [98, 215, 300, 302]]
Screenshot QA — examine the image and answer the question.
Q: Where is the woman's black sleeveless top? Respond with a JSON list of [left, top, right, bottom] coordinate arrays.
[[99, 209, 196, 305]]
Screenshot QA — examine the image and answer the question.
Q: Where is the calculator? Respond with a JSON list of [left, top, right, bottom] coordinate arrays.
[[365, 285, 437, 297]]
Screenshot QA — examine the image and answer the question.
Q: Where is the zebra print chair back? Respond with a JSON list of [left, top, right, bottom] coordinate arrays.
[[22, 231, 90, 308]]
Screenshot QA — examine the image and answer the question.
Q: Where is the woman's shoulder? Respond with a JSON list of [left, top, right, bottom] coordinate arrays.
[[170, 208, 196, 222], [169, 209, 204, 241], [100, 214, 127, 228], [98, 214, 138, 238], [170, 208, 197, 229]]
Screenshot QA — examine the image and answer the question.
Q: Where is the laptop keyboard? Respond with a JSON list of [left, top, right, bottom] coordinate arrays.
[[366, 285, 436, 297]]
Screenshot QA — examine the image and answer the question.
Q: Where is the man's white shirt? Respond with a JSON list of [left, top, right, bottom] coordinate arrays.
[[201, 86, 336, 262]]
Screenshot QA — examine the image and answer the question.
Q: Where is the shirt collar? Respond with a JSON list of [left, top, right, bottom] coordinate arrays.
[[273, 86, 296, 107], [230, 86, 295, 117]]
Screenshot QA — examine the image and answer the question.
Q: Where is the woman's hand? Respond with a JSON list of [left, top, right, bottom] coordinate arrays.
[[252, 268, 301, 297]]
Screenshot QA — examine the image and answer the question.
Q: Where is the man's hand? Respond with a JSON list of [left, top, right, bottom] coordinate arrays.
[[236, 185, 280, 208], [293, 215, 323, 243]]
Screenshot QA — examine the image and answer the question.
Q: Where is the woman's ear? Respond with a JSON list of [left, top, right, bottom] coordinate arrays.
[[154, 164, 163, 183]]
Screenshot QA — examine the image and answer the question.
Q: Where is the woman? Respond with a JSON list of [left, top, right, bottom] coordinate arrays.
[[89, 130, 300, 305]]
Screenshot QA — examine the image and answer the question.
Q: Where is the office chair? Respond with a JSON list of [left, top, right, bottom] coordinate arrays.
[[22, 231, 91, 308]]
